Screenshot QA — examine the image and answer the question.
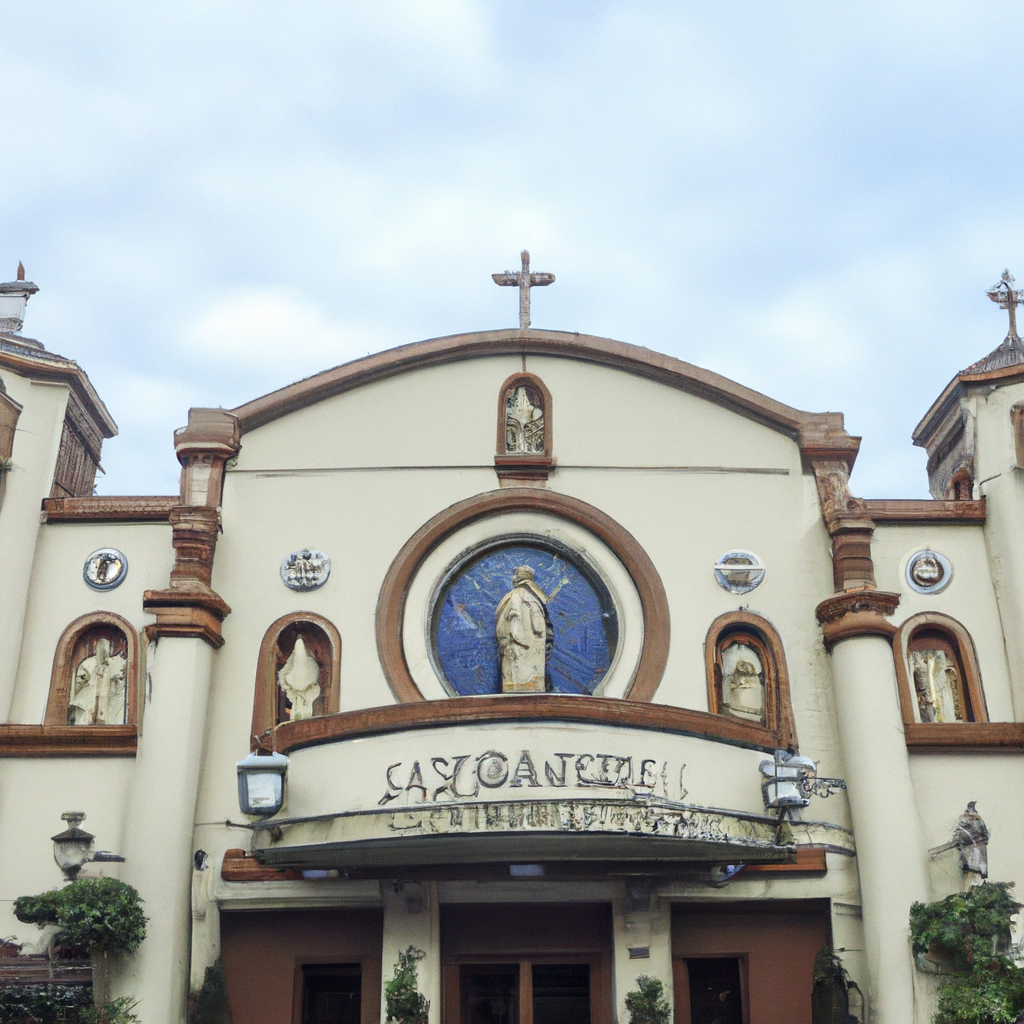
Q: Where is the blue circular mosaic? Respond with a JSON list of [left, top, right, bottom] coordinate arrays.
[[431, 540, 618, 696]]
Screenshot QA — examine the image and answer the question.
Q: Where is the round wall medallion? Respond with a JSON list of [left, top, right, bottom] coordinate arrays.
[[906, 549, 952, 594], [83, 548, 128, 590], [714, 551, 765, 594], [430, 536, 619, 697], [280, 549, 331, 592]]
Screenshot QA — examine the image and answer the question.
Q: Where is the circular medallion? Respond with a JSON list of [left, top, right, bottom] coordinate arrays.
[[906, 549, 952, 594], [714, 550, 765, 594], [83, 548, 128, 590], [430, 537, 619, 697], [280, 549, 331, 592]]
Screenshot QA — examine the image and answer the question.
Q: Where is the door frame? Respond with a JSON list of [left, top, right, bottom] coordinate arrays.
[[442, 952, 612, 1024], [672, 955, 750, 1024]]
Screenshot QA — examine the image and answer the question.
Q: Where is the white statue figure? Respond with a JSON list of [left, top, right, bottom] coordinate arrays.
[[720, 643, 765, 722], [505, 386, 544, 454], [277, 636, 321, 720], [69, 638, 127, 725], [495, 565, 551, 693], [911, 649, 965, 723]]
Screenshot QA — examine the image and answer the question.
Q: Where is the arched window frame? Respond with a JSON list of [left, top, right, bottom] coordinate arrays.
[[45, 612, 141, 728], [893, 612, 988, 727], [494, 371, 553, 484], [251, 612, 341, 749], [704, 611, 797, 751]]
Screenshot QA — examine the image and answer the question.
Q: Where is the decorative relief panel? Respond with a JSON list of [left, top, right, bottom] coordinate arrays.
[[430, 539, 618, 697]]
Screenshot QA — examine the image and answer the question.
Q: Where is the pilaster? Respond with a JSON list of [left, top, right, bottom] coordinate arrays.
[[611, 882, 672, 1024], [380, 881, 441, 1024]]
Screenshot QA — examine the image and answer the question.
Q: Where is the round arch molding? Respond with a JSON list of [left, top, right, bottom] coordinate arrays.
[[376, 487, 670, 703]]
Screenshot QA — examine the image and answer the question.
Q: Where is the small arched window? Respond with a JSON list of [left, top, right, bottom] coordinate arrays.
[[494, 372, 553, 484], [252, 613, 341, 746], [45, 613, 140, 727], [705, 611, 796, 749], [894, 614, 987, 725]]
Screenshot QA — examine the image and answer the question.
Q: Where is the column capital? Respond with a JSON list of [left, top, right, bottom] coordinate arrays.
[[816, 590, 900, 650]]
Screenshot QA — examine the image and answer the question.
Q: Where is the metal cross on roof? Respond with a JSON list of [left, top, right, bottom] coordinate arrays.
[[986, 269, 1024, 345], [492, 250, 555, 331]]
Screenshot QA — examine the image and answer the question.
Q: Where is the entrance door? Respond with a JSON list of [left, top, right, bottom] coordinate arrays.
[[441, 904, 613, 1024], [458, 958, 595, 1024]]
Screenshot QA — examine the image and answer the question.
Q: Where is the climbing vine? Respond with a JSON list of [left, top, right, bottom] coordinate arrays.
[[910, 882, 1024, 1024]]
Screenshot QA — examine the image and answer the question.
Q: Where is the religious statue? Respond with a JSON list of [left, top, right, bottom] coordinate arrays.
[[495, 565, 553, 693], [720, 642, 765, 722], [954, 801, 989, 879], [911, 649, 965, 722], [505, 385, 545, 454], [69, 638, 127, 725], [277, 636, 321, 720]]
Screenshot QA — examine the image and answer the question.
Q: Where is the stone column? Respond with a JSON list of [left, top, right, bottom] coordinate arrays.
[[380, 881, 441, 1024], [611, 880, 672, 1024], [817, 593, 931, 1023], [113, 409, 240, 1023]]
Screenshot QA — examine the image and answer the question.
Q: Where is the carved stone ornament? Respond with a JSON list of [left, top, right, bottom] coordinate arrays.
[[906, 549, 952, 595], [280, 549, 331, 592], [713, 551, 765, 594], [82, 548, 128, 591]]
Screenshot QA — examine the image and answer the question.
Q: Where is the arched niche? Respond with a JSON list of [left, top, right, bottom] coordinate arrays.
[[251, 612, 341, 747], [894, 612, 987, 726], [45, 612, 141, 727], [494, 372, 553, 484], [704, 611, 797, 751]]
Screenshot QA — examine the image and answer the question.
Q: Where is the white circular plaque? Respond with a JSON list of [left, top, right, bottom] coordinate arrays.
[[906, 549, 952, 595], [714, 550, 766, 595], [83, 548, 128, 590]]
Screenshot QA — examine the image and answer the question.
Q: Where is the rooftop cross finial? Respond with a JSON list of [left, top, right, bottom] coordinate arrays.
[[16, 262, 24, 281], [986, 269, 1024, 346], [492, 250, 555, 331]]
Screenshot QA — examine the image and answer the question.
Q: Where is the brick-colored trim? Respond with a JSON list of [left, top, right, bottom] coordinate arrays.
[[261, 696, 786, 756], [0, 724, 137, 758], [42, 496, 178, 522], [815, 591, 900, 650]]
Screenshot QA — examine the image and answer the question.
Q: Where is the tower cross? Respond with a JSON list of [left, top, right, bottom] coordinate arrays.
[[492, 250, 555, 330], [987, 269, 1024, 344]]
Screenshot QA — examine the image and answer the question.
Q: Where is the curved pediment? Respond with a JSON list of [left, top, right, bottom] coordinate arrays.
[[229, 328, 848, 455]]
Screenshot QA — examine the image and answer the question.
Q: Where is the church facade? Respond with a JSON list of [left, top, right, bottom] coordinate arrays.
[[1, 261, 1023, 1024]]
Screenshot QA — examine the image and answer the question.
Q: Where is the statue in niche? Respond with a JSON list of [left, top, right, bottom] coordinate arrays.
[[719, 642, 765, 722], [911, 648, 965, 722], [69, 638, 127, 725], [277, 636, 321, 721], [505, 385, 545, 455], [495, 565, 552, 692]]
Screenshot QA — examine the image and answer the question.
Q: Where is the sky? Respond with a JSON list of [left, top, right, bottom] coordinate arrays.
[[2, 1, 1023, 498]]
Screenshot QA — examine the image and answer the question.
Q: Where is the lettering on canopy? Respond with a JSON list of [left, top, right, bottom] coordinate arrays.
[[378, 749, 676, 806]]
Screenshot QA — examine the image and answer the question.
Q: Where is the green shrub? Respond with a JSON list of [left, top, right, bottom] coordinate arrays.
[[191, 961, 233, 1024], [910, 882, 1024, 1024], [14, 878, 147, 959], [385, 946, 429, 1024], [624, 975, 671, 1024]]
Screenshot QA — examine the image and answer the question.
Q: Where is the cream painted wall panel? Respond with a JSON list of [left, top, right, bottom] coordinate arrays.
[[872, 524, 1014, 722], [525, 355, 799, 468], [909, 753, 1024, 897], [551, 468, 846, 792], [195, 467, 497, 825], [235, 355, 522, 471], [9, 522, 173, 723], [0, 759, 134, 949]]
